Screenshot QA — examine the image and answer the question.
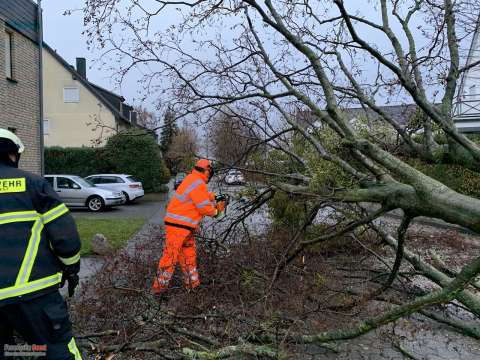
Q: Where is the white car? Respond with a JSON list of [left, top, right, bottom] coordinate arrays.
[[85, 174, 145, 203], [45, 175, 124, 212], [224, 169, 245, 185]]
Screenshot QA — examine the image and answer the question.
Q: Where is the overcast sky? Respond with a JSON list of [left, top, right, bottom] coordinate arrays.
[[41, 1, 477, 116], [40, 0, 429, 114]]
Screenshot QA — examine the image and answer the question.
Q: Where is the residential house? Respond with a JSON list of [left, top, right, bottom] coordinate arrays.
[[296, 104, 417, 131], [43, 44, 140, 147], [455, 15, 480, 133], [342, 104, 417, 128], [0, 0, 41, 173]]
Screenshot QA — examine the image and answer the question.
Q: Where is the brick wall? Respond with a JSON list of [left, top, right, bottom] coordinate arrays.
[[0, 20, 41, 174]]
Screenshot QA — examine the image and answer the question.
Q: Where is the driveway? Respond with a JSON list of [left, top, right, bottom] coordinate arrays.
[[70, 193, 169, 220]]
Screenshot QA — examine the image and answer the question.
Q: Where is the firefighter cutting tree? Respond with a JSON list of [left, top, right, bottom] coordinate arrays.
[[152, 159, 227, 293], [0, 129, 83, 359]]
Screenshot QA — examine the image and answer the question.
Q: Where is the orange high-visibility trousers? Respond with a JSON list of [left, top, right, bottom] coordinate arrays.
[[152, 226, 200, 293]]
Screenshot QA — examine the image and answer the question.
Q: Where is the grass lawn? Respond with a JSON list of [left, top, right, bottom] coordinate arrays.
[[76, 218, 146, 255]]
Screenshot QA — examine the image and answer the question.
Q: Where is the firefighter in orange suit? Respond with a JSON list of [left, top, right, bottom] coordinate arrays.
[[152, 159, 226, 293]]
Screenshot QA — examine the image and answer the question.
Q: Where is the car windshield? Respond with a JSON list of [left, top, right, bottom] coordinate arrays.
[[127, 176, 140, 183], [71, 176, 95, 188]]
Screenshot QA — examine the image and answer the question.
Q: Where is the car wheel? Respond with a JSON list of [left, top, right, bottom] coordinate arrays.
[[87, 196, 105, 212], [122, 191, 133, 204]]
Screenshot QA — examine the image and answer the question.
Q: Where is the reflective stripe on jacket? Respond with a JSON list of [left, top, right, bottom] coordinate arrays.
[[164, 170, 216, 229], [0, 163, 81, 306]]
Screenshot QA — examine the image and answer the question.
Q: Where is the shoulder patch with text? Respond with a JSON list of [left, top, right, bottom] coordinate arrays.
[[0, 178, 26, 194]]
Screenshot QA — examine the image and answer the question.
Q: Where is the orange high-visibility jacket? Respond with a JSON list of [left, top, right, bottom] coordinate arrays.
[[164, 170, 217, 230]]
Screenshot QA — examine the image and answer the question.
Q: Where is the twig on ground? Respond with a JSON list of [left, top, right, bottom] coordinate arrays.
[[77, 330, 120, 339]]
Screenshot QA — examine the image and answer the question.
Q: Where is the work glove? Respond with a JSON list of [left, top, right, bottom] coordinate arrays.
[[214, 201, 226, 218], [60, 261, 80, 297], [216, 201, 226, 213]]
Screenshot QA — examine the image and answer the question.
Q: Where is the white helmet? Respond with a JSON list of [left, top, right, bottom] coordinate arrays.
[[0, 128, 25, 154]]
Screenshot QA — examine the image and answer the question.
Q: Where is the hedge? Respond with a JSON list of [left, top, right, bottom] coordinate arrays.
[[45, 130, 170, 192], [45, 147, 103, 177]]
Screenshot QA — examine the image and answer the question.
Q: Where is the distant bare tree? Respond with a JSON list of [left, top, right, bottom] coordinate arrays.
[[165, 125, 198, 173], [208, 111, 260, 167], [135, 106, 159, 130]]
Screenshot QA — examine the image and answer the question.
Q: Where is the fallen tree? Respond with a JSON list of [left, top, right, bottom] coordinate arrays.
[[81, 0, 480, 357]]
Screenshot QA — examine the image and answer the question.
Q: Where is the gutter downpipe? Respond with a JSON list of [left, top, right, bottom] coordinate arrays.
[[38, 0, 44, 175]]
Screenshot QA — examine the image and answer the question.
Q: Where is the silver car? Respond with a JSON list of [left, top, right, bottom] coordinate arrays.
[[45, 175, 124, 212], [224, 169, 246, 185], [85, 174, 145, 203]]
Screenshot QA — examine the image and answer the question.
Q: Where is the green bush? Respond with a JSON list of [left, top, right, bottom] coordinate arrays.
[[269, 191, 308, 230], [408, 158, 480, 199], [104, 130, 170, 192], [45, 130, 170, 192]]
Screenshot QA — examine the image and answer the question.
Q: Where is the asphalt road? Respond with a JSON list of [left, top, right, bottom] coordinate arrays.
[[70, 193, 169, 220]]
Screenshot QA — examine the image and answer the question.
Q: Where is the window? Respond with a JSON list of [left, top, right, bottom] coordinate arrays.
[[88, 177, 101, 184], [45, 177, 54, 187], [63, 87, 80, 103], [43, 119, 50, 135], [101, 176, 124, 184], [127, 176, 140, 183], [101, 177, 113, 183], [5, 31, 13, 79], [57, 177, 79, 189], [90, 177, 114, 184]]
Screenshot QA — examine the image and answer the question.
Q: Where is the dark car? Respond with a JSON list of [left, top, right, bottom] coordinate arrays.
[[174, 172, 187, 190]]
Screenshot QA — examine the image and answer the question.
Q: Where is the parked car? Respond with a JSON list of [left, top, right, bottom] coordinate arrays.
[[85, 174, 145, 203], [224, 169, 245, 185], [174, 172, 187, 190], [45, 175, 124, 212]]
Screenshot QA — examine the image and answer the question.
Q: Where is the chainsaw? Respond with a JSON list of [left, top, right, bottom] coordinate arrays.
[[215, 194, 231, 215]]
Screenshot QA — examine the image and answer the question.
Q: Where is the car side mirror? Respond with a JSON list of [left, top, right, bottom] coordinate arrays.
[[72, 183, 81, 190]]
